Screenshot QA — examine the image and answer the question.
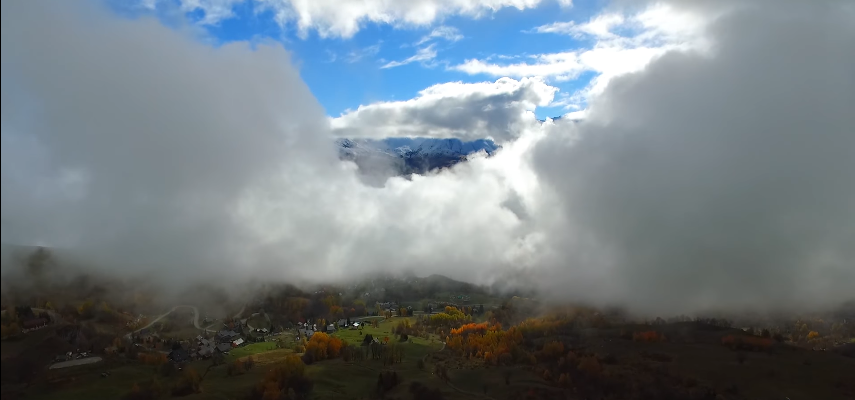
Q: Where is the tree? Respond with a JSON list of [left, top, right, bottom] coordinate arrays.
[[159, 362, 175, 377], [248, 355, 310, 400], [172, 368, 201, 396], [227, 359, 245, 376]]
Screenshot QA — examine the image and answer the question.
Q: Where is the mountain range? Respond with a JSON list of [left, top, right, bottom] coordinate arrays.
[[336, 137, 500, 182]]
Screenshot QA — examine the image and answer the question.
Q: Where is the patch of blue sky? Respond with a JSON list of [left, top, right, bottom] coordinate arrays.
[[104, 0, 607, 120]]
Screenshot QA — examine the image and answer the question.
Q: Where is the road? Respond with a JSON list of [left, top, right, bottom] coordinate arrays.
[[49, 357, 103, 369]]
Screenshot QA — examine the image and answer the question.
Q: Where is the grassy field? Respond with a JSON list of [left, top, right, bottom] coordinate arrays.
[[226, 342, 280, 359], [0, 328, 57, 360], [18, 347, 298, 400], [15, 317, 850, 400], [332, 316, 441, 349]]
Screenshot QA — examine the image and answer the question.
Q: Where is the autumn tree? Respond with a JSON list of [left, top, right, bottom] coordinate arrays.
[[247, 355, 312, 400], [171, 368, 201, 396], [304, 332, 345, 362]]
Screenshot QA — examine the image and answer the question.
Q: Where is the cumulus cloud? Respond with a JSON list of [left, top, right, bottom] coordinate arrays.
[[329, 77, 557, 142], [529, 0, 855, 314], [4, 0, 854, 317], [1, 0, 539, 287]]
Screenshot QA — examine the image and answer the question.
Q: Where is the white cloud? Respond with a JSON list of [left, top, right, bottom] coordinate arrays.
[[415, 26, 464, 45], [528, 0, 855, 313], [145, 0, 567, 38], [5, 0, 855, 318], [531, 12, 625, 38], [330, 77, 556, 142], [381, 44, 438, 68], [455, 3, 710, 109], [144, 0, 245, 25], [455, 52, 585, 81], [346, 43, 382, 63], [2, 0, 547, 288]]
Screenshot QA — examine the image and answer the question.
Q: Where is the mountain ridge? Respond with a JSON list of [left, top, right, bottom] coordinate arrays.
[[336, 137, 500, 180]]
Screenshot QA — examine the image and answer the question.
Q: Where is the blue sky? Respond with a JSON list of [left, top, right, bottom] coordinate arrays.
[[106, 0, 631, 121]]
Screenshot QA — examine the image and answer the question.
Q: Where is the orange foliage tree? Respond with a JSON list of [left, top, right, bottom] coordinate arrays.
[[540, 340, 565, 360], [633, 331, 666, 342], [305, 332, 345, 361], [446, 322, 523, 363], [248, 355, 310, 400]]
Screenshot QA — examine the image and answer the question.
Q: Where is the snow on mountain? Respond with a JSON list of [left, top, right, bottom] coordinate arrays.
[[336, 137, 500, 181]]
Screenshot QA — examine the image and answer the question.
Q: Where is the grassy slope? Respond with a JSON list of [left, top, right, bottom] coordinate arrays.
[[14, 318, 853, 400]]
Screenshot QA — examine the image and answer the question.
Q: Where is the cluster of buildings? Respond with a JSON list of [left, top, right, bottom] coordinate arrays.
[[53, 351, 91, 362], [22, 317, 49, 333], [167, 320, 250, 363], [376, 302, 399, 311]]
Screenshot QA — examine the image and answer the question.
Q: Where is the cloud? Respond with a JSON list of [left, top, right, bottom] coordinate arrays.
[[415, 26, 464, 46], [529, 0, 855, 314], [529, 12, 625, 38], [330, 77, 557, 142], [454, 52, 584, 81], [145, 0, 566, 38], [456, 3, 709, 109], [346, 43, 382, 63], [381, 45, 438, 69], [4, 0, 854, 318], [1, 0, 542, 288], [143, 0, 245, 25]]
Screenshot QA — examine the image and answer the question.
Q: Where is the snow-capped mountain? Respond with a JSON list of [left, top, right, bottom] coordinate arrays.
[[337, 137, 500, 180]]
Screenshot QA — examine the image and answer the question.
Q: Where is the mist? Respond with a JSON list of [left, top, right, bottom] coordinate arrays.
[[2, 0, 853, 316]]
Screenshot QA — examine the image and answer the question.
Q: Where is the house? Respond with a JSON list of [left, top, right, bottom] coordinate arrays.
[[216, 330, 240, 343], [216, 343, 232, 353], [337, 319, 348, 327], [22, 318, 47, 331], [168, 348, 190, 363], [298, 328, 314, 339], [327, 324, 336, 332], [197, 346, 213, 358], [232, 338, 245, 347]]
